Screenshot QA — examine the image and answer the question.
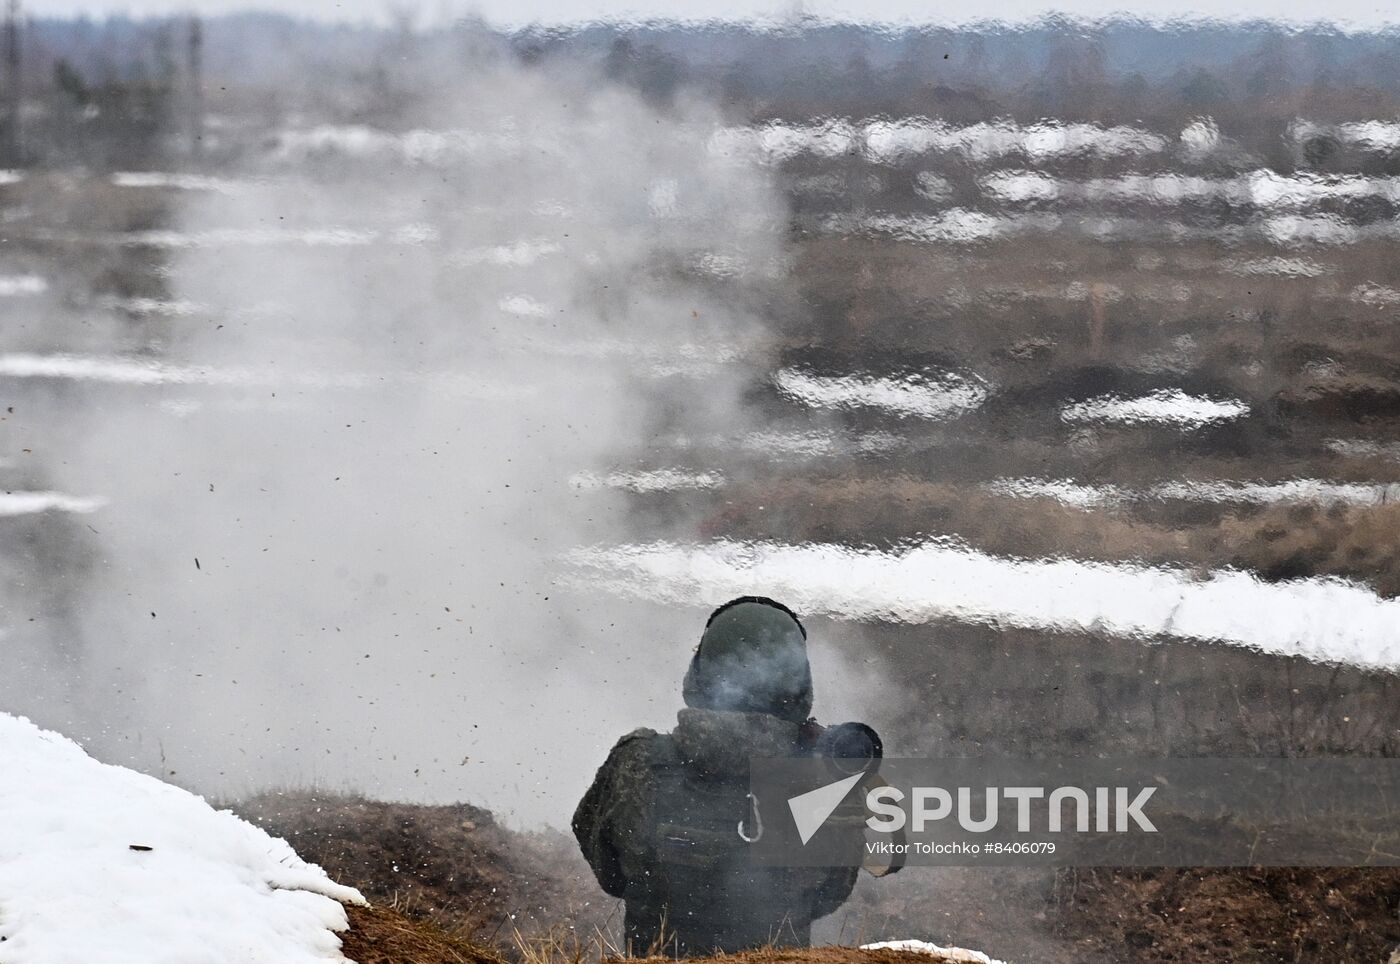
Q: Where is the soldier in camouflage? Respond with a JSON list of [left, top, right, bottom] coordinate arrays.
[[572, 597, 867, 955]]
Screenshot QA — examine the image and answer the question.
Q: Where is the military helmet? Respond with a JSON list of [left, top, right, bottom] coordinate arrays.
[[682, 596, 813, 723]]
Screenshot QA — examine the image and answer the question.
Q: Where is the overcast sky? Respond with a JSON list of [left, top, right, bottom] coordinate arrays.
[[27, 0, 1400, 30]]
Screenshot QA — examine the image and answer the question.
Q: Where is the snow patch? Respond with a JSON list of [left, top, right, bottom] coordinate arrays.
[[0, 492, 108, 516], [1351, 283, 1400, 307], [987, 477, 1400, 508], [564, 539, 1400, 670], [1262, 214, 1359, 246], [0, 712, 363, 964], [712, 119, 1166, 166], [449, 240, 561, 267], [1179, 117, 1222, 158], [1061, 389, 1248, 429], [984, 478, 1130, 509], [111, 171, 255, 194], [1290, 119, 1400, 155], [272, 125, 531, 165], [980, 169, 1400, 209], [1222, 257, 1328, 278], [498, 295, 551, 318], [862, 938, 1007, 964], [59, 225, 438, 249], [739, 428, 904, 458], [0, 352, 526, 399], [0, 275, 47, 296], [774, 367, 987, 420], [845, 210, 1060, 244], [862, 119, 1167, 164], [1153, 479, 1400, 507], [570, 469, 725, 492], [102, 296, 206, 317]]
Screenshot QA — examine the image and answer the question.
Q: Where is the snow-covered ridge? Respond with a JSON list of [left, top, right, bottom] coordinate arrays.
[[564, 538, 1400, 670], [0, 712, 364, 964]]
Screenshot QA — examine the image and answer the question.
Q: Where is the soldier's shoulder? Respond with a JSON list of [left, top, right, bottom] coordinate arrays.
[[603, 727, 672, 768], [616, 726, 661, 745], [612, 726, 665, 754]]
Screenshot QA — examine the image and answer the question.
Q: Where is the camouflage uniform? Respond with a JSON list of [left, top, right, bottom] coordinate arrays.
[[572, 598, 861, 955]]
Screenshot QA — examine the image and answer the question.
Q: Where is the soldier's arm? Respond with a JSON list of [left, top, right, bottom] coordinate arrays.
[[571, 728, 655, 899]]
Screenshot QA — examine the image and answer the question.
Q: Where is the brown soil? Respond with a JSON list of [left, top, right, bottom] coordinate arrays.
[[236, 791, 616, 950], [697, 477, 1400, 598]]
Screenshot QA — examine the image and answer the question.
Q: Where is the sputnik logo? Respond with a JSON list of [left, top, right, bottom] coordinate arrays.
[[786, 772, 864, 845]]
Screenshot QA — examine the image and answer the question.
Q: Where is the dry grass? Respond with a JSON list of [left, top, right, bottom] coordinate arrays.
[[701, 476, 1400, 597], [339, 903, 508, 964], [336, 902, 1002, 964], [1052, 867, 1400, 963], [339, 904, 998, 964]]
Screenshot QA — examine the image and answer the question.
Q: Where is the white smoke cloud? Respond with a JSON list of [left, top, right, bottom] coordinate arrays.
[[3, 49, 794, 827]]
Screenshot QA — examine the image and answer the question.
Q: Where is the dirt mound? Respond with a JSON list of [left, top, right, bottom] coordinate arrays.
[[236, 792, 615, 950]]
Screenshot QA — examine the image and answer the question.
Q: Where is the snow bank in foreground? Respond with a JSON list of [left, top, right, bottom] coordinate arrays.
[[0, 713, 364, 964], [862, 938, 1008, 964]]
